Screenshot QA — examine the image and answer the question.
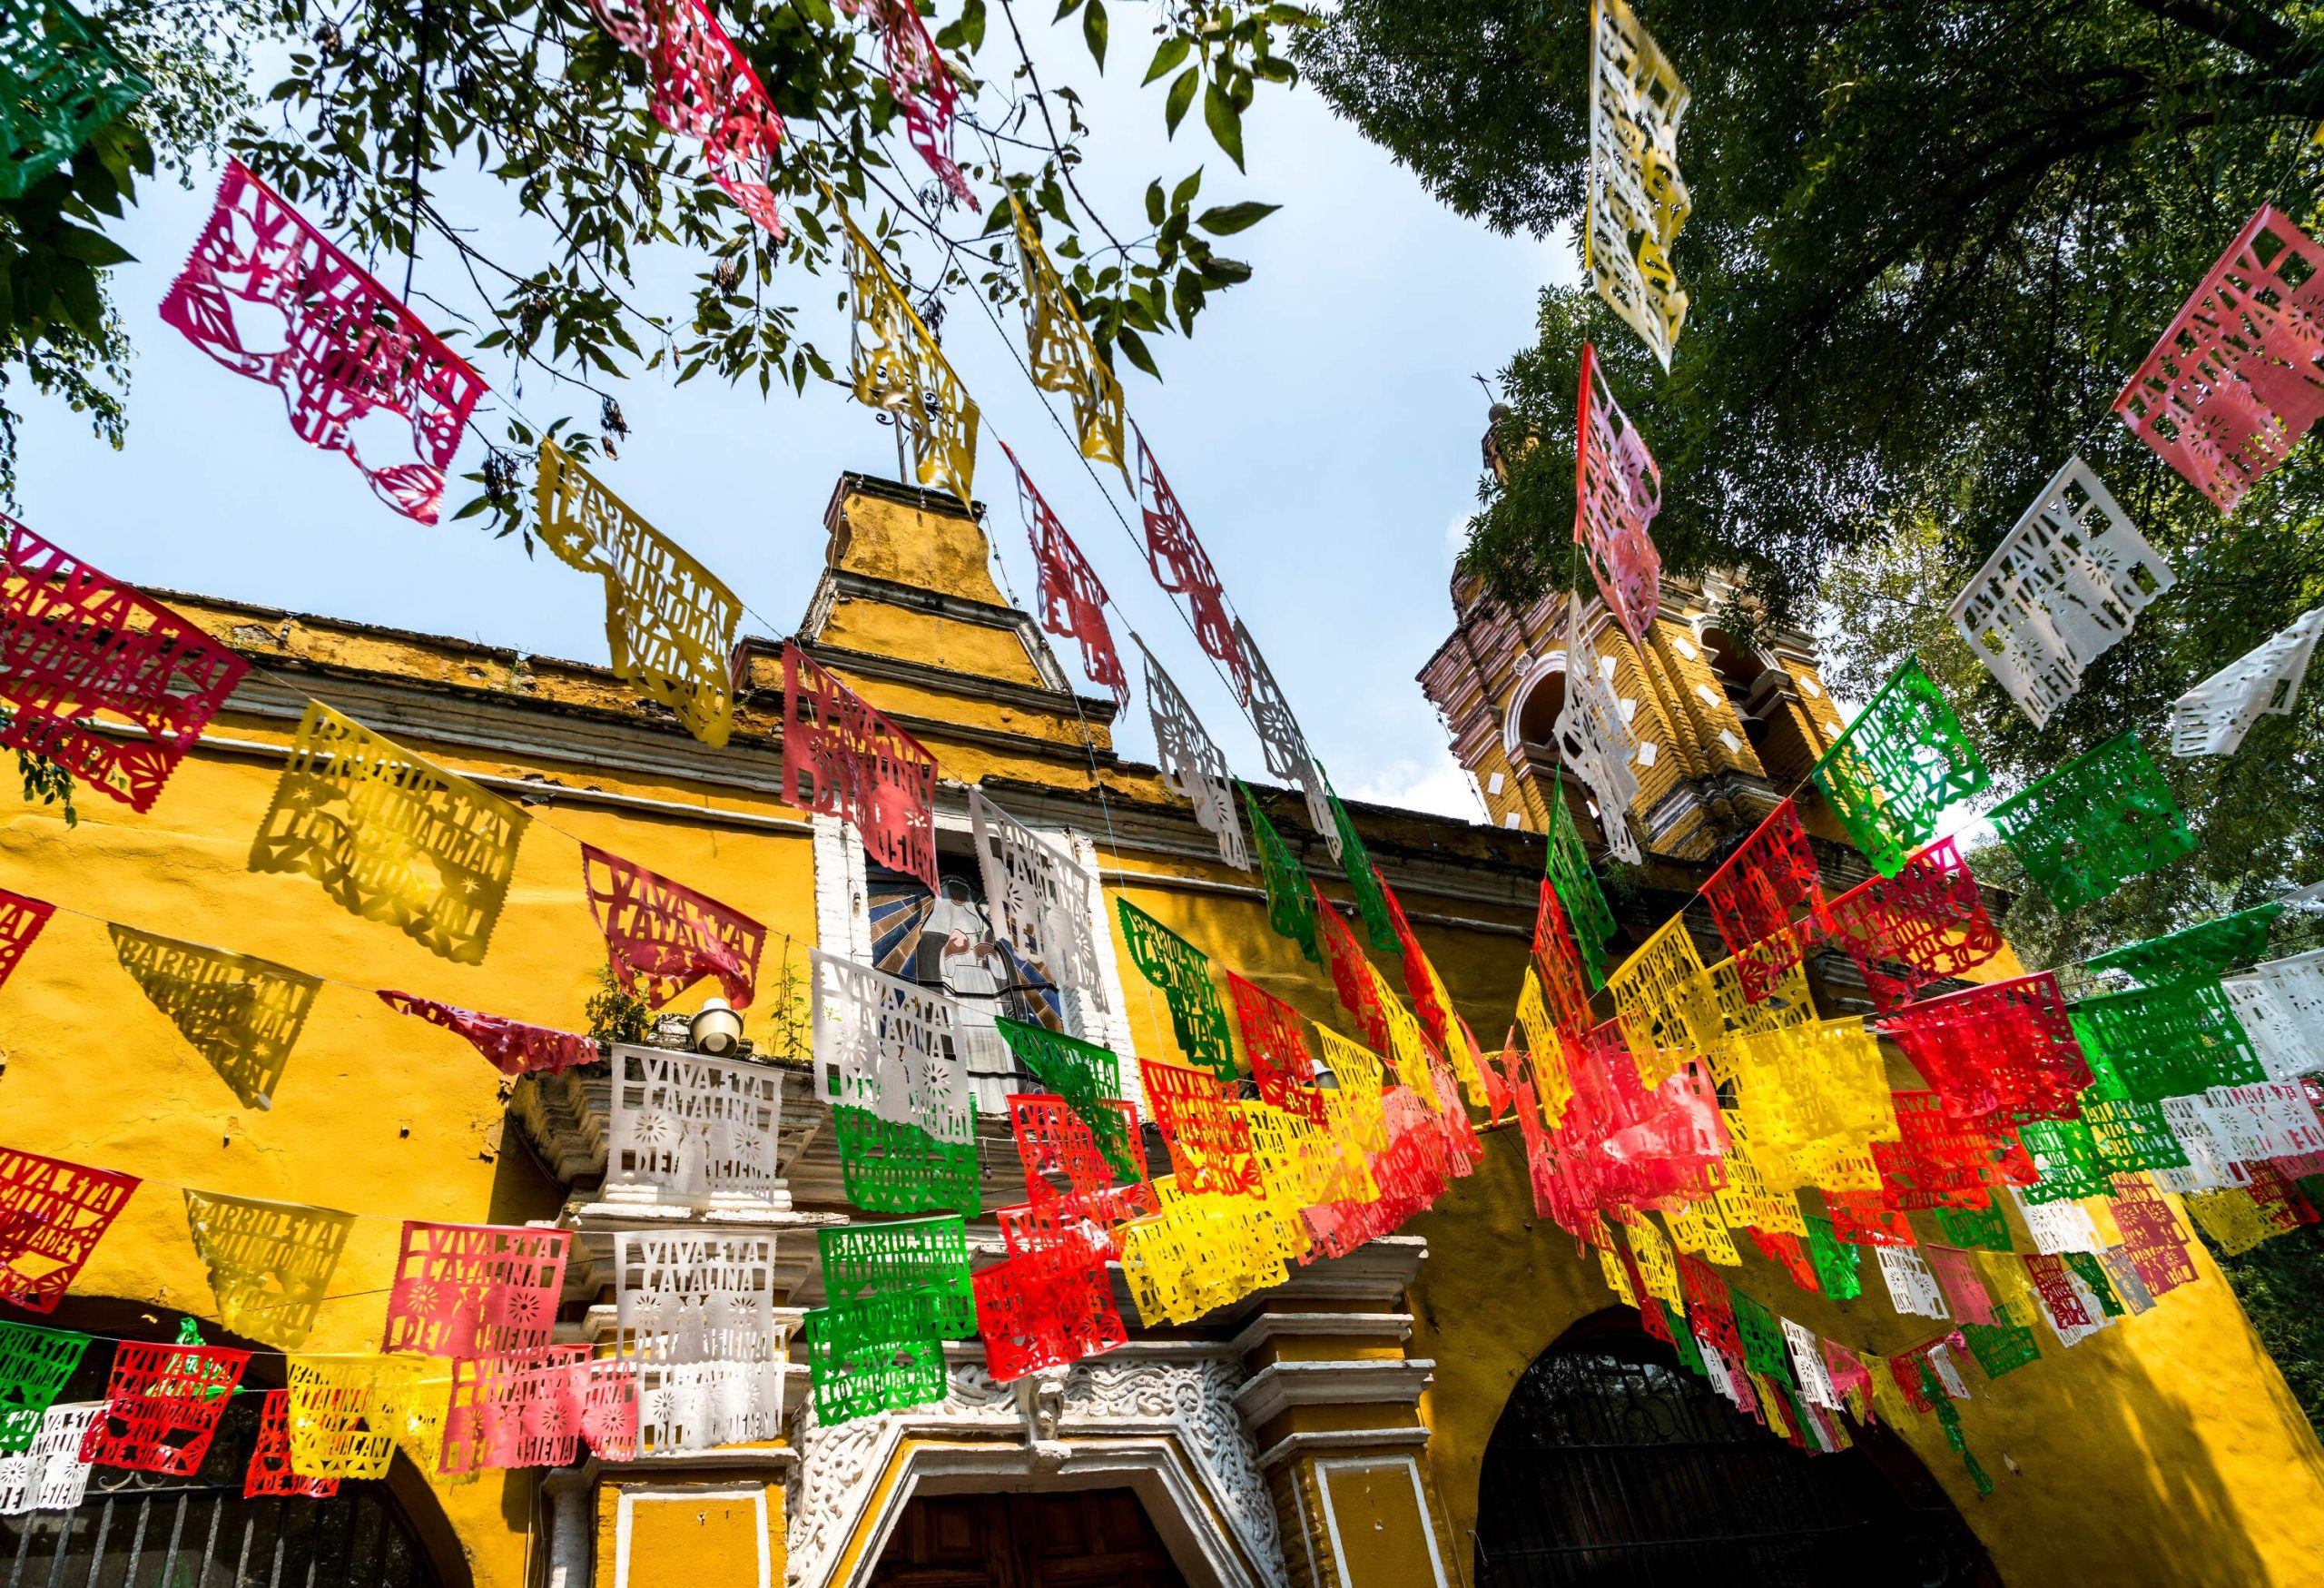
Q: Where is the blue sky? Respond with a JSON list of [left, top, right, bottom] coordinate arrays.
[[15, 18, 1561, 819]]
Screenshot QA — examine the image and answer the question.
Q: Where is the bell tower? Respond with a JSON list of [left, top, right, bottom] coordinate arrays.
[[1417, 567, 1852, 862]]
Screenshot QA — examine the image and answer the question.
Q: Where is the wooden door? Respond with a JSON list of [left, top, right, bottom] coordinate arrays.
[[868, 1488, 1190, 1588]]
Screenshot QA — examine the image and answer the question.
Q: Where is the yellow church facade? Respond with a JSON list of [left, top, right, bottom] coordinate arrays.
[[0, 474, 2319, 1588]]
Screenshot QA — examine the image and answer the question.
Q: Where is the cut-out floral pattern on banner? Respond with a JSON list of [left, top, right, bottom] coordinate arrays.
[[1227, 972, 1324, 1124], [382, 1221, 570, 1359], [1987, 733, 2195, 912], [535, 440, 744, 747], [2171, 607, 2324, 757], [181, 1190, 354, 1349], [1809, 656, 1990, 878], [581, 843, 765, 1010], [2087, 904, 2280, 990], [1879, 972, 2090, 1125], [1557, 616, 1645, 863], [0, 1150, 138, 1315], [1824, 838, 2002, 1013], [1586, 0, 1690, 367], [970, 790, 1107, 1020], [995, 1017, 1139, 1182], [286, 1353, 443, 1480], [840, 203, 978, 508], [1117, 899, 1237, 1082], [836, 0, 973, 204], [251, 701, 528, 965], [605, 1047, 786, 1201], [810, 951, 977, 1215], [243, 1390, 335, 1499], [975, 1204, 1125, 1385], [1139, 1060, 1265, 1199], [2116, 204, 2324, 514], [1138, 640, 1247, 872], [1572, 342, 1663, 642], [0, 1325, 84, 1456], [111, 927, 321, 1110], [1009, 203, 1123, 471], [782, 642, 939, 889], [1006, 443, 1127, 704], [79, 1338, 250, 1476], [585, 0, 786, 233], [0, 520, 250, 813], [1948, 457, 2176, 727], [1236, 622, 1337, 852], [1133, 428, 1246, 698], [1700, 800, 1826, 1001], [159, 161, 487, 522], [1608, 912, 1712, 1088]]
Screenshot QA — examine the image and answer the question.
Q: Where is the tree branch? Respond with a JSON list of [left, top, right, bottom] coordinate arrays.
[[994, 0, 1130, 261], [2115, 0, 2303, 65]]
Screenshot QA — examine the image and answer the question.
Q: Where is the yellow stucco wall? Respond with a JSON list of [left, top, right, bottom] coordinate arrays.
[[1405, 1111, 2324, 1588], [0, 610, 820, 1587], [18, 478, 2324, 1588], [598, 1480, 783, 1588]]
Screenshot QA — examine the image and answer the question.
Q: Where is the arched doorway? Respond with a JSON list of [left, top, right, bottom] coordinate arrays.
[[1473, 1317, 1997, 1587], [869, 1488, 1187, 1586], [0, 1393, 449, 1587]]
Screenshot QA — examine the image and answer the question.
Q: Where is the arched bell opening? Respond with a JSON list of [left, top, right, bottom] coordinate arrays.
[[1472, 1309, 1997, 1587], [1504, 662, 1617, 844]]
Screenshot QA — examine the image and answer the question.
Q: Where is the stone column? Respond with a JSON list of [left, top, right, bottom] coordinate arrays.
[[545, 1466, 596, 1588]]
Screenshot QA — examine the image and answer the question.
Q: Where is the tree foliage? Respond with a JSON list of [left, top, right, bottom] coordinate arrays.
[[2, 0, 1316, 528], [2214, 1203, 2324, 1439], [1304, 0, 2324, 945]]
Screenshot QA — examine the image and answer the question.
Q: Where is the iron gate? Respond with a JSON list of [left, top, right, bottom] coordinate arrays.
[[0, 1398, 444, 1588], [1472, 1332, 1994, 1587]]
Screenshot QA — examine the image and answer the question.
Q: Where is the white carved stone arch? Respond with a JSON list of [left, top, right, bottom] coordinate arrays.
[[1499, 650, 1661, 800], [785, 1353, 1288, 1588], [1499, 650, 1572, 767]]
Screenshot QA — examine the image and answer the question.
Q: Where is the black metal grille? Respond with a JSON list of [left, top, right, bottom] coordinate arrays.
[[1473, 1332, 1995, 1588], [0, 1399, 443, 1588]]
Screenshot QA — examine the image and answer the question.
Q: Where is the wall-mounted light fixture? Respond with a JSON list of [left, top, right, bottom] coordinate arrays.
[[690, 997, 745, 1057]]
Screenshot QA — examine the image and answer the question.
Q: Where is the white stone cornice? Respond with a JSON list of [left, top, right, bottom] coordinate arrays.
[[1254, 1425, 1432, 1472], [1232, 1358, 1436, 1431], [1224, 1312, 1415, 1358]]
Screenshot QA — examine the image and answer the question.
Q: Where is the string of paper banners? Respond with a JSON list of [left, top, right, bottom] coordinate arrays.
[[0, 0, 1405, 1507], [1545, 0, 2324, 1488], [5, 0, 2324, 1513]]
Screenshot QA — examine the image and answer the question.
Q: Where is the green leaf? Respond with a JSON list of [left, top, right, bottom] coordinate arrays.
[[49, 223, 133, 268], [1165, 67, 1198, 135], [1143, 35, 1190, 85], [1172, 168, 1202, 211], [935, 0, 985, 50], [1082, 0, 1107, 70], [1196, 201, 1276, 236], [1145, 180, 1166, 227], [1117, 324, 1160, 380], [1204, 80, 1246, 170], [1197, 256, 1253, 285]]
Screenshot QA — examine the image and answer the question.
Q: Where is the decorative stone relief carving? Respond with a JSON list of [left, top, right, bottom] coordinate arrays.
[[784, 1353, 1286, 1588]]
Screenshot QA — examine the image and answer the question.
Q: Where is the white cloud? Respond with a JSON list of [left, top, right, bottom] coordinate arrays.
[[1445, 511, 1475, 566], [1345, 747, 1488, 823]]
